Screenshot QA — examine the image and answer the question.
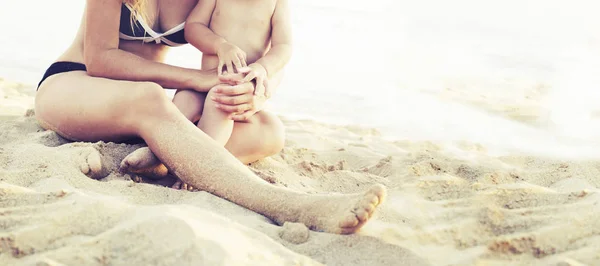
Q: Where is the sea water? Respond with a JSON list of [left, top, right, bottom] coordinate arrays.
[[1, 0, 600, 157]]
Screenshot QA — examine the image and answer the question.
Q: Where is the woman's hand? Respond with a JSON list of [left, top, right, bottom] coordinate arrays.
[[211, 82, 267, 121], [187, 68, 252, 92], [241, 63, 270, 98], [218, 69, 250, 85], [216, 42, 247, 75]]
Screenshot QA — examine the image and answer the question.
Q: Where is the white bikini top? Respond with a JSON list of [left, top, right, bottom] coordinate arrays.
[[119, 3, 188, 47]]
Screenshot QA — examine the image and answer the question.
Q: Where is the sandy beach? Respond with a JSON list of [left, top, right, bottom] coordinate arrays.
[[1, 78, 599, 266], [2, 0, 600, 264]]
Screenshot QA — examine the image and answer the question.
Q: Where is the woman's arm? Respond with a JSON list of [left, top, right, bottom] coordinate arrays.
[[255, 0, 292, 77], [83, 0, 218, 92]]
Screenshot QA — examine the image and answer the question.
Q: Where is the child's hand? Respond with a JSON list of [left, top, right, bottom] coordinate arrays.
[[242, 63, 270, 98], [218, 68, 251, 85], [216, 42, 247, 75]]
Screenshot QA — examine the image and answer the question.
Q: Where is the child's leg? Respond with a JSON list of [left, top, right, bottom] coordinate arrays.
[[197, 88, 235, 146], [172, 89, 207, 123]]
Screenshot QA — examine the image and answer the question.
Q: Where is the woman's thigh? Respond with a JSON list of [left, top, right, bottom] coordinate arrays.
[[35, 71, 167, 142]]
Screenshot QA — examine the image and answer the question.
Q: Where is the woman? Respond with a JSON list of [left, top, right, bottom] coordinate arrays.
[[34, 0, 386, 234]]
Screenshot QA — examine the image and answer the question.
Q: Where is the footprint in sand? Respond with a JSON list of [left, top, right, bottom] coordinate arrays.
[[77, 147, 108, 180]]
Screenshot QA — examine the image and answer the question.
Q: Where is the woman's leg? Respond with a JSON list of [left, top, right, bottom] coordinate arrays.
[[36, 71, 386, 234], [125, 92, 284, 183], [169, 110, 285, 190], [129, 72, 286, 188]]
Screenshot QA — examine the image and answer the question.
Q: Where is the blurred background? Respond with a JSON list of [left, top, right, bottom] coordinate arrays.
[[1, 0, 600, 156]]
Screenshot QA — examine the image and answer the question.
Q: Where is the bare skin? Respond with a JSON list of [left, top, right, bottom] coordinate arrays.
[[177, 0, 291, 144], [123, 73, 285, 190], [121, 106, 286, 190], [34, 0, 387, 234], [131, 0, 292, 189]]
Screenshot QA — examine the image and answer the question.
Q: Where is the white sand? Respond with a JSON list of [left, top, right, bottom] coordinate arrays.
[[1, 79, 600, 266]]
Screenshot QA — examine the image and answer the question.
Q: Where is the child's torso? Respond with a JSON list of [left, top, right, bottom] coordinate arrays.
[[202, 0, 278, 69]]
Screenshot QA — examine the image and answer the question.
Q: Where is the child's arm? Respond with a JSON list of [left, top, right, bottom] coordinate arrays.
[[243, 0, 292, 97], [256, 0, 292, 76], [185, 0, 247, 75]]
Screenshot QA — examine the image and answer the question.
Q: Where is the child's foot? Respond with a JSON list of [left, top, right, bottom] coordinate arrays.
[[120, 147, 169, 180], [171, 179, 199, 192]]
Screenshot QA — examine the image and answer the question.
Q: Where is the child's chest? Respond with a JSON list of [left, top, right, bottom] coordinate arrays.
[[213, 0, 278, 25]]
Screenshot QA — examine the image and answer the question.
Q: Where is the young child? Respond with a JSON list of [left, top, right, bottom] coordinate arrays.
[[173, 0, 292, 146]]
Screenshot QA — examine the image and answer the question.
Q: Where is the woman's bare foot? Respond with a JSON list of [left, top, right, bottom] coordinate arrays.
[[120, 147, 169, 180], [274, 184, 387, 234]]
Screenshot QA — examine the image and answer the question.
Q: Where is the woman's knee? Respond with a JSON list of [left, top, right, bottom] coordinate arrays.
[[132, 82, 168, 104], [125, 82, 174, 118]]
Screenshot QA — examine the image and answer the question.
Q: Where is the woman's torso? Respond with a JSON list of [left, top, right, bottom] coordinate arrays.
[[57, 0, 198, 64]]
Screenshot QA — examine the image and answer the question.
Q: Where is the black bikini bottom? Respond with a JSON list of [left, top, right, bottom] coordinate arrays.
[[37, 61, 87, 90]]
